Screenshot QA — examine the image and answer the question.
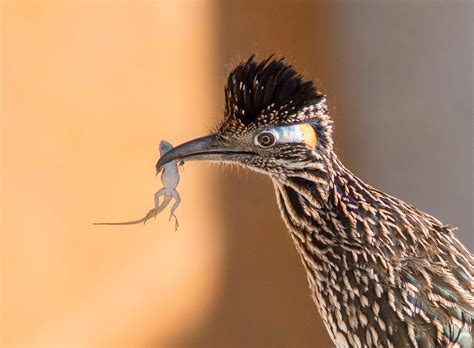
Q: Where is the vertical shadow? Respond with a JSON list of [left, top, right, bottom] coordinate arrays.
[[176, 1, 346, 347]]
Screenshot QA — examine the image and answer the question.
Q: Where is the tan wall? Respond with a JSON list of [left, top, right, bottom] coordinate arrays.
[[2, 1, 472, 347], [2, 1, 223, 346]]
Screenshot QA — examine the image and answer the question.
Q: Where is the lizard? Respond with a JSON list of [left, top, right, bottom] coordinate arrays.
[[94, 140, 181, 230]]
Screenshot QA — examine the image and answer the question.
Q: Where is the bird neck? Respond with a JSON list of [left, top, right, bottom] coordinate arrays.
[[271, 148, 474, 348], [272, 151, 389, 250]]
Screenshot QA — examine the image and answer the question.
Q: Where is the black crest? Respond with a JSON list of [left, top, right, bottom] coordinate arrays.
[[224, 56, 324, 126]]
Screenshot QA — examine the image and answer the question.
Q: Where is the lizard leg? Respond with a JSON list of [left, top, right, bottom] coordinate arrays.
[[169, 190, 181, 231], [145, 188, 173, 224], [153, 188, 166, 210], [143, 188, 171, 224]]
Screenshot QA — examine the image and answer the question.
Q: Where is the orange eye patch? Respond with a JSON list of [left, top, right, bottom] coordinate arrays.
[[298, 123, 317, 148]]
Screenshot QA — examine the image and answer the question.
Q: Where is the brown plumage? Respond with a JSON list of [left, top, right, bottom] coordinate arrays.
[[157, 56, 473, 347]]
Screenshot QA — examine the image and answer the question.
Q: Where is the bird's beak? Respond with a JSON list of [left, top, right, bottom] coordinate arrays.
[[156, 134, 255, 173]]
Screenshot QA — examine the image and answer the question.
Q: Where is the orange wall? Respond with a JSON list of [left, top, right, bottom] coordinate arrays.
[[2, 2, 224, 346]]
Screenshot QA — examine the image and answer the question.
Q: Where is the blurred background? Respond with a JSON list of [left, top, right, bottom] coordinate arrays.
[[1, 1, 472, 347]]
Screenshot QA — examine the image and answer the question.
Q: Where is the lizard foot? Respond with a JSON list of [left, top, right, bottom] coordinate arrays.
[[143, 208, 158, 224], [169, 213, 179, 231]]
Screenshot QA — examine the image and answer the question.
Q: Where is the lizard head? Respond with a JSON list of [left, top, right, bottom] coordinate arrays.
[[159, 140, 174, 156]]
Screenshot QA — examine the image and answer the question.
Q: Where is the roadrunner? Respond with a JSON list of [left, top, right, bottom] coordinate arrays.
[[156, 56, 473, 347]]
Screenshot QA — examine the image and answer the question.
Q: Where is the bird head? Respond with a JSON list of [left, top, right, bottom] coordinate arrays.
[[156, 56, 333, 180]]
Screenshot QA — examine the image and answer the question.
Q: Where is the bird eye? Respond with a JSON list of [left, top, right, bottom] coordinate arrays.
[[255, 131, 277, 148]]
